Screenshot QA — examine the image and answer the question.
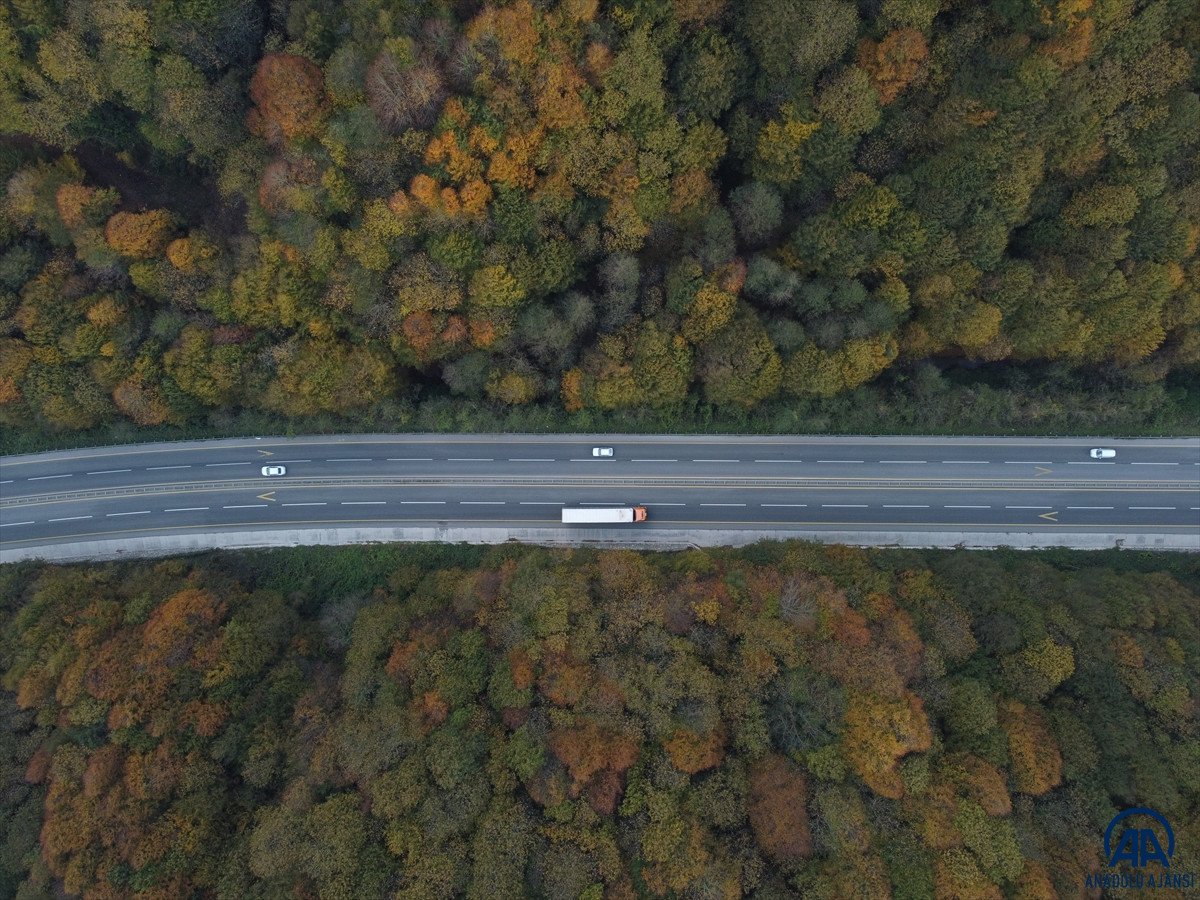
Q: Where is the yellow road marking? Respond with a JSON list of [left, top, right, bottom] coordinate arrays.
[[257, 450, 274, 457], [257, 491, 276, 502], [1039, 510, 1059, 521], [1035, 466, 1052, 476]]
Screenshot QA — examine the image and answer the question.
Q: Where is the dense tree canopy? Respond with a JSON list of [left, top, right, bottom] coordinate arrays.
[[0, 0, 1196, 435], [1, 543, 1198, 897]]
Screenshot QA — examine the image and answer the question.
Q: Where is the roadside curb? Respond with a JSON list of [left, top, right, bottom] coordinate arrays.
[[3, 526, 1195, 564]]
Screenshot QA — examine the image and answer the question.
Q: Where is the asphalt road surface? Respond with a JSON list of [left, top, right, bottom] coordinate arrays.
[[2, 434, 1198, 557]]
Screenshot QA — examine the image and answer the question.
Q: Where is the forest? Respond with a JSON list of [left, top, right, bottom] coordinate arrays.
[[1, 542, 1198, 898], [0, 0, 1198, 442]]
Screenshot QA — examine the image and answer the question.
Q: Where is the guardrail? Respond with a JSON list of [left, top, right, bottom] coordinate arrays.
[[5, 475, 1198, 508]]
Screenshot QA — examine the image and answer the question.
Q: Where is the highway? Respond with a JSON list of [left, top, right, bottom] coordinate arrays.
[[1, 434, 1198, 559]]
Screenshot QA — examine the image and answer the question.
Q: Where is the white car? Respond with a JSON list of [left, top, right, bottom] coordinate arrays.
[[261, 465, 287, 476], [1089, 448, 1116, 459], [592, 447, 614, 457]]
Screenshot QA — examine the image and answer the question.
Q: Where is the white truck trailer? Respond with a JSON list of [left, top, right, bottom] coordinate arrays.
[[561, 506, 648, 524]]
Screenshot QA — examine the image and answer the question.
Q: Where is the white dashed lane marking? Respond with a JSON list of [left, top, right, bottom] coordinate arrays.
[[884, 504, 930, 508], [49, 515, 91, 522], [945, 505, 990, 509], [822, 504, 867, 508], [880, 460, 927, 464], [87, 469, 130, 475], [1, 521, 34, 527], [206, 462, 251, 467], [224, 504, 268, 509], [388, 457, 433, 461], [107, 510, 149, 517], [29, 474, 71, 480], [1068, 506, 1114, 510], [328, 458, 371, 462], [147, 465, 190, 470], [165, 507, 208, 512], [460, 501, 505, 505], [341, 501, 385, 505], [282, 502, 326, 507]]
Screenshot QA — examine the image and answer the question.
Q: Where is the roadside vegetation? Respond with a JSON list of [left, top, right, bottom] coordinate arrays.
[[1, 0, 1198, 447], [2, 543, 1198, 897]]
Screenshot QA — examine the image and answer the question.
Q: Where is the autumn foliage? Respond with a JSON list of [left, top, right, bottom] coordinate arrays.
[[247, 53, 327, 144], [2, 542, 1193, 897]]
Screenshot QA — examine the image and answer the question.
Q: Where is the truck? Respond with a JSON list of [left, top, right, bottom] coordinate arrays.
[[561, 506, 648, 524]]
